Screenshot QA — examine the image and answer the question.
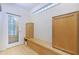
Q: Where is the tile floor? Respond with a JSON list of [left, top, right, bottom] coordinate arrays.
[[0, 44, 38, 55]]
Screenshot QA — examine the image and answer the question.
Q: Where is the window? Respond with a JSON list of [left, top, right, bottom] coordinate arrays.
[[8, 15, 16, 35]]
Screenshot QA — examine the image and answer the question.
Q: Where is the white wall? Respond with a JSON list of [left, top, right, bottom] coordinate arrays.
[[0, 11, 4, 50], [0, 4, 30, 50], [31, 3, 79, 46]]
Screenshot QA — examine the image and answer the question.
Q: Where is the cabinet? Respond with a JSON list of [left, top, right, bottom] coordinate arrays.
[[25, 23, 34, 39], [52, 11, 79, 54]]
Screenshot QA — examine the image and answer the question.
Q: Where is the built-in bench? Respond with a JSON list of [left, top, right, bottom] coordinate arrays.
[[26, 38, 69, 55]]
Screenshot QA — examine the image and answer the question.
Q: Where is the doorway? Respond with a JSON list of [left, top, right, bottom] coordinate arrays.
[[8, 14, 19, 44]]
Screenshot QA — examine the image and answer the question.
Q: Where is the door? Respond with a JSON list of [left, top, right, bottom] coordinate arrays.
[[8, 14, 19, 44], [25, 23, 34, 39]]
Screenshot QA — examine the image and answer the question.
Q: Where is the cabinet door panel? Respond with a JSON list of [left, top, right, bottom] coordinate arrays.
[[53, 18, 67, 50], [63, 15, 77, 54]]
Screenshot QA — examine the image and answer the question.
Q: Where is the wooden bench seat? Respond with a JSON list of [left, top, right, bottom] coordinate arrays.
[[26, 38, 69, 55]]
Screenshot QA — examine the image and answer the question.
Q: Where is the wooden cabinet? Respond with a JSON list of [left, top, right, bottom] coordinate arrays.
[[25, 23, 34, 39], [52, 11, 79, 54]]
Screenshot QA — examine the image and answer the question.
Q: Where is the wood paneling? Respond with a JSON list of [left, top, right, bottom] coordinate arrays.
[[52, 11, 79, 54]]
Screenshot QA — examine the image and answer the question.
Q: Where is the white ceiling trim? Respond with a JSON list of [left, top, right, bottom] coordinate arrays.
[[32, 3, 60, 15]]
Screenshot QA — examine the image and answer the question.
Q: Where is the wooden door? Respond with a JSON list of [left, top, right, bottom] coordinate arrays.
[[25, 23, 34, 39], [52, 13, 77, 54]]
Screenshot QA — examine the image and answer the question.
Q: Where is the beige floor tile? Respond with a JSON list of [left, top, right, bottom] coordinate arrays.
[[0, 44, 38, 55]]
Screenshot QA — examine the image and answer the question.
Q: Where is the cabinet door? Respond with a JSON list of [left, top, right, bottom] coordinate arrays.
[[53, 17, 67, 51], [26, 23, 34, 39], [52, 13, 77, 54]]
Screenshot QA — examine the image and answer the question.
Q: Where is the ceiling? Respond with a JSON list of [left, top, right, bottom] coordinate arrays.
[[15, 3, 48, 10]]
